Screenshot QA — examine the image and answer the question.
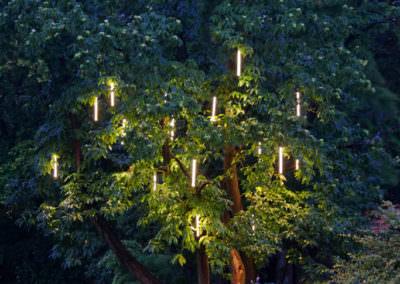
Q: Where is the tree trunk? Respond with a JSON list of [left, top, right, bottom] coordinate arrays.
[[242, 253, 257, 284], [197, 244, 210, 284], [275, 249, 294, 284], [230, 249, 246, 284], [92, 215, 162, 284], [223, 145, 243, 214], [70, 115, 162, 284], [223, 145, 256, 284]]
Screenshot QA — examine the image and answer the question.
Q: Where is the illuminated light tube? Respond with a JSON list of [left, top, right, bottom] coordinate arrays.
[[279, 146, 284, 174], [211, 96, 217, 122], [237, 50, 241, 77], [196, 214, 200, 237], [296, 159, 300, 170], [122, 119, 127, 137], [164, 91, 167, 103], [251, 214, 255, 232], [258, 142, 262, 155], [191, 159, 197, 187], [170, 118, 175, 140], [153, 173, 157, 191], [296, 91, 301, 117], [110, 82, 115, 107], [94, 97, 98, 121], [53, 155, 58, 178]]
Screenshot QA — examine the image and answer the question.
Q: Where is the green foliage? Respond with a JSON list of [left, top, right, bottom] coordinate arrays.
[[98, 240, 189, 284], [330, 201, 400, 283], [0, 0, 399, 282]]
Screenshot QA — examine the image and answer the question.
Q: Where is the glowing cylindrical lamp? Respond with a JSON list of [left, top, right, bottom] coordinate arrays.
[[257, 142, 262, 155], [296, 91, 301, 117], [251, 214, 255, 232], [94, 97, 98, 121], [279, 147, 284, 174], [295, 159, 300, 170], [196, 214, 200, 238], [211, 96, 217, 122], [191, 159, 197, 187], [237, 50, 241, 77], [110, 82, 115, 107], [153, 173, 157, 191], [53, 155, 58, 178], [122, 119, 127, 137], [170, 118, 175, 140]]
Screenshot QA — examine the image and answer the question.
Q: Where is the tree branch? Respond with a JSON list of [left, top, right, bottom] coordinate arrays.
[[196, 180, 215, 197], [171, 154, 191, 178]]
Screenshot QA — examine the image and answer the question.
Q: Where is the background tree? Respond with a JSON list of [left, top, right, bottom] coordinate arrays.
[[331, 201, 400, 283]]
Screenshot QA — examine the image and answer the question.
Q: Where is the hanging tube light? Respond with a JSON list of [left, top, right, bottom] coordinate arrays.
[[279, 147, 284, 174], [296, 91, 301, 117], [53, 155, 58, 179], [237, 50, 241, 77], [94, 97, 98, 121], [110, 82, 115, 107], [295, 159, 300, 170], [191, 159, 197, 187], [211, 96, 217, 122], [170, 118, 175, 140], [196, 214, 200, 238], [153, 173, 157, 191], [257, 142, 262, 155]]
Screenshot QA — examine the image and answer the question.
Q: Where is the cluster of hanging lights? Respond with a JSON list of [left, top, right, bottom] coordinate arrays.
[[51, 49, 305, 239]]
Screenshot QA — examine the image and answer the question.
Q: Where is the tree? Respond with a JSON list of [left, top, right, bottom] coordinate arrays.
[[1, 0, 399, 283], [331, 201, 400, 283]]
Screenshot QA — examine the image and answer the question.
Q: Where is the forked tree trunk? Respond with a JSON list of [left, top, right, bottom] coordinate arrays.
[[197, 244, 210, 284], [70, 115, 162, 284]]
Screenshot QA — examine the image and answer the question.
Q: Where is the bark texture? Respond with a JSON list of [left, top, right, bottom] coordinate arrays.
[[230, 249, 246, 284], [197, 245, 210, 284], [242, 253, 257, 284]]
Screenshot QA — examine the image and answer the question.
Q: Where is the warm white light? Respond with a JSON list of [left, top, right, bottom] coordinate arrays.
[[164, 91, 167, 103], [295, 159, 300, 170], [211, 96, 217, 122], [279, 147, 284, 174], [251, 214, 255, 232], [110, 82, 115, 107], [296, 91, 301, 117], [94, 97, 98, 121], [237, 50, 241, 77], [191, 159, 197, 187], [121, 119, 127, 137], [153, 173, 157, 191], [53, 155, 58, 178], [257, 142, 262, 155], [196, 214, 200, 237], [170, 118, 175, 140]]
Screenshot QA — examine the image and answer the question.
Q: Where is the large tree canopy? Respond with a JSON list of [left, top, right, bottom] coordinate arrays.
[[1, 0, 399, 283]]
